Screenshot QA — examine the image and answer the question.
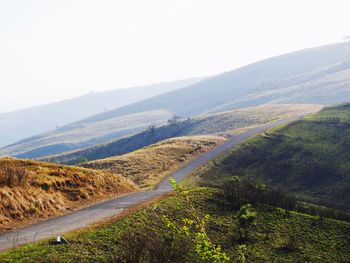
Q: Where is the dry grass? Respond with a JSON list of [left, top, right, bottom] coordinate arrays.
[[0, 136, 224, 232], [0, 158, 137, 232], [83, 135, 227, 189]]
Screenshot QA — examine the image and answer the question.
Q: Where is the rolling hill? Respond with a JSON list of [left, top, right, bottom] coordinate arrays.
[[82, 136, 226, 190], [0, 157, 137, 232], [0, 77, 203, 147], [41, 104, 322, 165], [0, 134, 228, 233], [189, 103, 350, 211], [2, 41, 350, 158]]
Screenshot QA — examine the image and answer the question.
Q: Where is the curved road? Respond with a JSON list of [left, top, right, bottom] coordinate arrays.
[[0, 117, 298, 252]]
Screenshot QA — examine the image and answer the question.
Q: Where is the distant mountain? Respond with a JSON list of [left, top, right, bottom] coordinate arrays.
[[194, 103, 350, 210], [0, 77, 203, 147], [40, 104, 322, 165], [2, 42, 350, 158]]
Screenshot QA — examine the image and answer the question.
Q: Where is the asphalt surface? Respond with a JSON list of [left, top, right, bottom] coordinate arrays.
[[0, 117, 298, 252]]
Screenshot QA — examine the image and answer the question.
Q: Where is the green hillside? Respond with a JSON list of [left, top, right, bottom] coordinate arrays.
[[42, 104, 322, 165], [190, 103, 350, 210], [1, 188, 349, 262]]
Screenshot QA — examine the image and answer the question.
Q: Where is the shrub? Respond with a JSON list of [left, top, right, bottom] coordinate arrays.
[[117, 228, 192, 263], [280, 233, 299, 252], [237, 204, 257, 240], [0, 164, 31, 187], [221, 177, 296, 210]]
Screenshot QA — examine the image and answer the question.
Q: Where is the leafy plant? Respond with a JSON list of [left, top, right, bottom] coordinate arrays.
[[164, 179, 230, 262], [238, 204, 257, 240], [77, 157, 88, 165], [237, 245, 247, 263]]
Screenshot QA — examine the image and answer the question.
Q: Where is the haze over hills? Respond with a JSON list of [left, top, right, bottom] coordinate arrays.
[[2, 42, 350, 158], [2, 0, 350, 261], [0, 77, 203, 147], [42, 104, 322, 165]]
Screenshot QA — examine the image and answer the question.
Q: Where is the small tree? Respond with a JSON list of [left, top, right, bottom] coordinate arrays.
[[77, 157, 88, 165], [147, 124, 157, 137], [281, 232, 299, 252], [238, 204, 257, 240], [237, 244, 247, 263], [168, 115, 181, 125]]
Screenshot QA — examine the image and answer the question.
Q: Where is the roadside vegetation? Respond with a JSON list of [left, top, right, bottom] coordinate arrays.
[[0, 158, 137, 232], [1, 185, 349, 262]]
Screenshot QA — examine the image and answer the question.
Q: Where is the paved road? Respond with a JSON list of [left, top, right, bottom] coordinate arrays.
[[0, 117, 298, 252]]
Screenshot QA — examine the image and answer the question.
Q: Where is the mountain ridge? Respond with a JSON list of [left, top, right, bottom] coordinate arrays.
[[0, 77, 204, 147], [2, 42, 350, 158], [40, 104, 322, 164]]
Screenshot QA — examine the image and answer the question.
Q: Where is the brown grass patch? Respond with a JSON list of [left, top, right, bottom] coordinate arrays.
[[83, 135, 227, 189], [0, 158, 137, 232]]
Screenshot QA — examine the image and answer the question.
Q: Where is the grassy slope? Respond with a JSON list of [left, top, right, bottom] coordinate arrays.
[[42, 104, 323, 165], [82, 136, 227, 189], [0, 158, 137, 232], [1, 188, 349, 263], [2, 105, 349, 262], [188, 103, 350, 210]]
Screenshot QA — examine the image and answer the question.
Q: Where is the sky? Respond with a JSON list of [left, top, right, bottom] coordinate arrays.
[[0, 0, 349, 113]]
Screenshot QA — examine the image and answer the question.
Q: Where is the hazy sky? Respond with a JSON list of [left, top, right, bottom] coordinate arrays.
[[0, 0, 349, 113]]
